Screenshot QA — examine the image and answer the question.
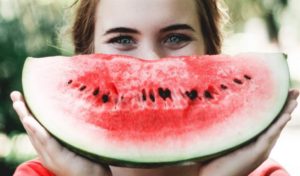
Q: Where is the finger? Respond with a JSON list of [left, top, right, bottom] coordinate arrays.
[[249, 114, 290, 164], [23, 117, 57, 170], [23, 116, 51, 146], [282, 100, 298, 115], [24, 117, 76, 175], [289, 89, 299, 100], [23, 119, 53, 162], [279, 89, 298, 114], [23, 116, 65, 162], [260, 114, 291, 147], [10, 91, 24, 102], [24, 122, 51, 158], [42, 135, 65, 165], [13, 101, 31, 121], [23, 117, 50, 154], [288, 100, 298, 114]]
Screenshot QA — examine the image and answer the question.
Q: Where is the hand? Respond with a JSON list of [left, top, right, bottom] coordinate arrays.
[[198, 89, 299, 176], [11, 91, 112, 176]]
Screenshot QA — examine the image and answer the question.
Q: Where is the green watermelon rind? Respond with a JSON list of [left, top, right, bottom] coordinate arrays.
[[22, 100, 288, 168], [52, 112, 285, 168], [22, 53, 290, 167]]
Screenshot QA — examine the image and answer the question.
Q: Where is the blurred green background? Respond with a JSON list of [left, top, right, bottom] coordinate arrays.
[[0, 0, 299, 175]]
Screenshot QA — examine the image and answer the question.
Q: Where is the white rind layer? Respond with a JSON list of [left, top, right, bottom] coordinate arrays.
[[22, 53, 289, 164]]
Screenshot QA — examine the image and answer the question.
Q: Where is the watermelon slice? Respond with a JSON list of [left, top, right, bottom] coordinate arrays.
[[22, 53, 289, 167]]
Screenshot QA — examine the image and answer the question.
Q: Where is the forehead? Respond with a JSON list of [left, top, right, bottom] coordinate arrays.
[[96, 0, 200, 32]]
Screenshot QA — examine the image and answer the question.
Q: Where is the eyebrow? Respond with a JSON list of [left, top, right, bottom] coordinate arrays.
[[160, 24, 195, 33], [103, 27, 140, 35], [103, 24, 195, 36]]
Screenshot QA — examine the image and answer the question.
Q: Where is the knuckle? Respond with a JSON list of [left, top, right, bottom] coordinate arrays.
[[40, 135, 50, 145], [13, 101, 21, 109]]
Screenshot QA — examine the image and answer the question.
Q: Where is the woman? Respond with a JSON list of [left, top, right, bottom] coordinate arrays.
[[11, 0, 299, 175]]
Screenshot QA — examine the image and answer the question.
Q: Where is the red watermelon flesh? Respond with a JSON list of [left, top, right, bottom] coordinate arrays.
[[22, 53, 289, 166]]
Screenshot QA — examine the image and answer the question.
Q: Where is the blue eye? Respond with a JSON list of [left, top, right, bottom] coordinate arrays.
[[107, 35, 137, 51], [163, 34, 192, 49], [114, 36, 134, 44]]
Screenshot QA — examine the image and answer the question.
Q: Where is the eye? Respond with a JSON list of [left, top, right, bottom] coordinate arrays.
[[162, 33, 192, 49], [107, 35, 137, 51]]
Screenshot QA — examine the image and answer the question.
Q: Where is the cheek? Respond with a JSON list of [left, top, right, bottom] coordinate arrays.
[[191, 41, 206, 55], [93, 37, 103, 53], [165, 41, 205, 57], [94, 42, 117, 55], [94, 43, 106, 54], [94, 43, 139, 57], [193, 37, 206, 55]]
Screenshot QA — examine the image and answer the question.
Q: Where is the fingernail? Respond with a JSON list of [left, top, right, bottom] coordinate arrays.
[[10, 91, 19, 102]]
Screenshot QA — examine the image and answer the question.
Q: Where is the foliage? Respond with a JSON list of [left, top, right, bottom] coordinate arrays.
[[0, 0, 73, 174], [224, 0, 288, 41]]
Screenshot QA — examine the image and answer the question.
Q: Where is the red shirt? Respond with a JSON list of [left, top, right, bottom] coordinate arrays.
[[13, 159, 55, 176], [14, 158, 289, 176]]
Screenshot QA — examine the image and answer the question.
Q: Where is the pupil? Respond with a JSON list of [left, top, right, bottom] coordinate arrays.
[[169, 36, 179, 43], [120, 38, 131, 44]]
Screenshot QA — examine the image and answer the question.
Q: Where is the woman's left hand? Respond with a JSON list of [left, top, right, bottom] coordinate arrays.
[[11, 91, 112, 176], [198, 89, 299, 176]]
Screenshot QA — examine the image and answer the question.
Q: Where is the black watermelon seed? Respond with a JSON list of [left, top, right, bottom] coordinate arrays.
[[220, 84, 228, 90], [93, 88, 99, 96], [244, 75, 252, 80], [149, 91, 155, 102], [233, 78, 243, 84], [166, 89, 171, 97], [67, 80, 73, 85], [185, 89, 198, 100], [79, 85, 86, 91], [142, 89, 147, 101], [158, 88, 171, 100], [142, 94, 147, 101], [102, 94, 109, 103], [204, 90, 213, 99]]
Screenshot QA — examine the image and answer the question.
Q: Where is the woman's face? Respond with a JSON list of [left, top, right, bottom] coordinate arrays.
[[94, 0, 205, 60]]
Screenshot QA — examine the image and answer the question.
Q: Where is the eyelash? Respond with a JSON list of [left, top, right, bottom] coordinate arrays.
[[106, 33, 193, 50], [106, 35, 136, 45]]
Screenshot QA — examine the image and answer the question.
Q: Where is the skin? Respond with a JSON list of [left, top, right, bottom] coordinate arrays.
[[11, 0, 299, 175], [94, 0, 205, 59]]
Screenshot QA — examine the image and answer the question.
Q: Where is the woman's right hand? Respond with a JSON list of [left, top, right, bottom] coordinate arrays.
[[11, 91, 112, 176], [198, 89, 299, 176]]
